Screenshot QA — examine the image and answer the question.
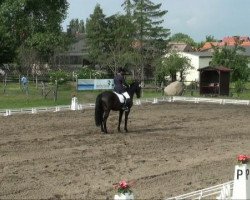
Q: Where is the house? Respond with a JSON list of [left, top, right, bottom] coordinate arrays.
[[171, 36, 250, 83], [176, 46, 250, 83], [55, 33, 89, 70], [177, 51, 213, 83]]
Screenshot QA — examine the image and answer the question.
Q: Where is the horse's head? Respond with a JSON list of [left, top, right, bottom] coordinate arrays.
[[129, 80, 141, 98]]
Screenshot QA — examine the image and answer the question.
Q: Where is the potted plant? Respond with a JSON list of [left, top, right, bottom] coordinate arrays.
[[114, 180, 134, 200]]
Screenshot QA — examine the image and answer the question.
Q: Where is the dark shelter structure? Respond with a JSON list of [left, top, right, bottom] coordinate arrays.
[[198, 66, 231, 96]]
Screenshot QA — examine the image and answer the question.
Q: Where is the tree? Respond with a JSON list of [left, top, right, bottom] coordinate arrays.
[[205, 35, 217, 42], [0, 26, 16, 64], [67, 19, 85, 36], [169, 33, 196, 46], [156, 52, 192, 83], [85, 4, 107, 65], [0, 0, 69, 67], [122, 0, 133, 17], [131, 0, 170, 80], [211, 45, 250, 82], [103, 14, 136, 74]]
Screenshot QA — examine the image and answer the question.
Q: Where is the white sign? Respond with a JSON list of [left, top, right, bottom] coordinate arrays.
[[77, 79, 114, 90], [94, 79, 114, 90], [232, 164, 250, 199]]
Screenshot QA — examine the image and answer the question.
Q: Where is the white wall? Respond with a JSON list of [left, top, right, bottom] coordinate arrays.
[[179, 52, 212, 83]]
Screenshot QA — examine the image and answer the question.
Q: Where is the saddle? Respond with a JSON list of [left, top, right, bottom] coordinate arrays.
[[113, 92, 130, 103]]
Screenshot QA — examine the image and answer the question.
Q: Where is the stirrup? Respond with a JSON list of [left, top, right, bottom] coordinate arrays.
[[122, 106, 129, 112]]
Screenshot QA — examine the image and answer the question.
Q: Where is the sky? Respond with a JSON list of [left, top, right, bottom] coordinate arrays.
[[62, 0, 250, 42]]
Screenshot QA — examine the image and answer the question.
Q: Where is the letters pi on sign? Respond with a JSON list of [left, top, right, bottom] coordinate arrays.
[[237, 169, 249, 180]]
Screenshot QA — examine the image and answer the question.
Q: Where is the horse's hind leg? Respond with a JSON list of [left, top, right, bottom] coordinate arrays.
[[118, 110, 124, 132], [103, 110, 110, 133], [124, 110, 130, 132], [100, 121, 105, 133]]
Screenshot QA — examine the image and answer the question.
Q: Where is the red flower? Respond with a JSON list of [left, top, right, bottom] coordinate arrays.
[[237, 155, 250, 164], [113, 180, 135, 195], [119, 180, 128, 189]]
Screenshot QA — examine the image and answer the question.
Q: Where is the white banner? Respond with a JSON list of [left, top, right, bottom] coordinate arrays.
[[77, 79, 114, 90]]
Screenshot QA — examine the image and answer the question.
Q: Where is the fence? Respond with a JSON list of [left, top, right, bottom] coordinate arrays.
[[1, 96, 249, 117], [166, 181, 233, 200]]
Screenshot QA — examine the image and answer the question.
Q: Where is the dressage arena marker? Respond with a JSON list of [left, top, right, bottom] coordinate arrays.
[[152, 98, 158, 104], [71, 96, 78, 110], [135, 99, 141, 105], [0, 96, 249, 117], [231, 162, 250, 199], [31, 108, 37, 114]]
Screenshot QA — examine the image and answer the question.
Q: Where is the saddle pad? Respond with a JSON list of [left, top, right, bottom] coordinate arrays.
[[113, 92, 130, 103]]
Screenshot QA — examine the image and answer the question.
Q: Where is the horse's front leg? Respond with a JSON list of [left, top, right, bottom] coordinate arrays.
[[103, 110, 110, 133], [124, 110, 130, 132], [118, 110, 124, 132]]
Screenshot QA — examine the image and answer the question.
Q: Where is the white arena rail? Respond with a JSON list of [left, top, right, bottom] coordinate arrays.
[[0, 96, 249, 117], [170, 96, 250, 106], [166, 181, 233, 200]]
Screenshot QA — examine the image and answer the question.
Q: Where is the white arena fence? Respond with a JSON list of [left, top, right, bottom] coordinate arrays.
[[135, 96, 250, 106], [0, 103, 95, 117], [166, 181, 233, 200], [0, 96, 249, 117]]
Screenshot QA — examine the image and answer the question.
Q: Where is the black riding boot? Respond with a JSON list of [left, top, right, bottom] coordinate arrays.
[[122, 98, 130, 112]]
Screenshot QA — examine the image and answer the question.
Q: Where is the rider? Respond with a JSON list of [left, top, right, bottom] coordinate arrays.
[[114, 68, 130, 111]]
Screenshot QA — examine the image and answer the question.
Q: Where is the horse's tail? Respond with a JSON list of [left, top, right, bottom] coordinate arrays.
[[95, 94, 103, 126]]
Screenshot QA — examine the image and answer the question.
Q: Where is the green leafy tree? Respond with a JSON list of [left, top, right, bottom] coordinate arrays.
[[169, 33, 196, 46], [85, 4, 107, 65], [156, 52, 192, 83], [0, 26, 16, 64], [103, 14, 136, 74], [25, 32, 68, 63], [205, 35, 217, 42], [211, 45, 250, 82], [130, 0, 170, 80], [67, 19, 85, 36], [122, 0, 133, 16], [0, 0, 69, 66], [234, 80, 245, 97], [77, 67, 104, 79]]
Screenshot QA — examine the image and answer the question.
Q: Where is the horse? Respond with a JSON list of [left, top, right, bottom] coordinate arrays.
[[95, 81, 141, 133]]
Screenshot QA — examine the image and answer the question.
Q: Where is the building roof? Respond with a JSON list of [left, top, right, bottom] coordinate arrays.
[[200, 36, 250, 51], [186, 46, 250, 57], [198, 66, 232, 72], [169, 42, 194, 52]]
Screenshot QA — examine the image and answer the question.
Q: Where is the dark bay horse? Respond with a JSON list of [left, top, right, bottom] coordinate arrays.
[[95, 81, 141, 133]]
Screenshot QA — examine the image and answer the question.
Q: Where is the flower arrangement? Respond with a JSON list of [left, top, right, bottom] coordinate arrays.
[[237, 154, 250, 164], [114, 180, 134, 195]]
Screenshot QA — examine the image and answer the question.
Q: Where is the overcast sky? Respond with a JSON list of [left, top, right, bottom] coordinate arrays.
[[62, 0, 250, 42]]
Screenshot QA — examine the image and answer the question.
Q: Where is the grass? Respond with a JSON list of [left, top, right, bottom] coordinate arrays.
[[0, 82, 163, 109], [1, 81, 249, 110]]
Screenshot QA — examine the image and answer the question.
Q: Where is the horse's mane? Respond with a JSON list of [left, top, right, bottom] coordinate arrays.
[[129, 80, 140, 87]]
